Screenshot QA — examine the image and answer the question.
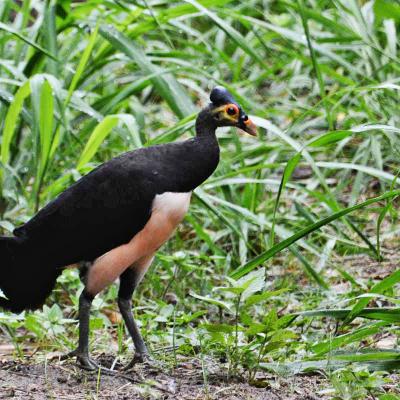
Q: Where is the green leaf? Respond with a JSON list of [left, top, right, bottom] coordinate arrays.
[[290, 246, 329, 289], [193, 189, 246, 241], [261, 349, 400, 374], [245, 289, 288, 307], [269, 329, 297, 343], [189, 292, 232, 313], [35, 79, 54, 189], [374, 0, 400, 22], [42, 4, 58, 75], [307, 130, 352, 147], [127, 0, 234, 38], [186, 214, 225, 256], [246, 322, 267, 335], [0, 22, 58, 60], [295, 308, 400, 323], [312, 322, 388, 355], [25, 315, 45, 339], [345, 269, 400, 324], [270, 152, 301, 246], [77, 115, 119, 169], [316, 161, 396, 183], [1, 81, 31, 168], [380, 395, 400, 400], [217, 286, 245, 296], [65, 24, 99, 106], [201, 323, 236, 333]]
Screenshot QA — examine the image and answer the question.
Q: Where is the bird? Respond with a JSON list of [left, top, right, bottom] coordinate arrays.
[[0, 86, 257, 370]]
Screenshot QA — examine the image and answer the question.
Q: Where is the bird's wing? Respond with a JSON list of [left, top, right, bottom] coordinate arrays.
[[14, 151, 156, 266]]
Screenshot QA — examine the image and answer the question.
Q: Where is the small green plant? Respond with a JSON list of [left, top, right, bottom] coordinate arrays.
[[327, 367, 391, 400], [192, 269, 294, 378]]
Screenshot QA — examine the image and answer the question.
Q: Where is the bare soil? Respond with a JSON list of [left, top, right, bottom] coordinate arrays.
[[0, 356, 326, 400]]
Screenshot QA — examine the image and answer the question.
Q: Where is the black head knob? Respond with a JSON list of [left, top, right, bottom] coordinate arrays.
[[210, 86, 236, 106]]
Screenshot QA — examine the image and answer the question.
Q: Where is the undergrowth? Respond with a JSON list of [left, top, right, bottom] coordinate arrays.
[[0, 0, 400, 398]]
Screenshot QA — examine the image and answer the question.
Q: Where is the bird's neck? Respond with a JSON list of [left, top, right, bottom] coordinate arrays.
[[195, 106, 217, 138]]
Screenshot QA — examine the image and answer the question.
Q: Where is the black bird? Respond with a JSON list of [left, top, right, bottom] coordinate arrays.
[[0, 87, 257, 369]]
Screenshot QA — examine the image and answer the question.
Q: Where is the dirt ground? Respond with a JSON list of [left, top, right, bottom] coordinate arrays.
[[0, 356, 327, 400]]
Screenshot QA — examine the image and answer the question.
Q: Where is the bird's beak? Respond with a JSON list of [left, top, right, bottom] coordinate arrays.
[[240, 117, 257, 136]]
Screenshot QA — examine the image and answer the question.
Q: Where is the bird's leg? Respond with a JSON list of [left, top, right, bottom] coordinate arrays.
[[118, 269, 148, 362], [63, 289, 98, 371], [75, 289, 98, 369], [118, 256, 154, 368], [61, 262, 99, 370]]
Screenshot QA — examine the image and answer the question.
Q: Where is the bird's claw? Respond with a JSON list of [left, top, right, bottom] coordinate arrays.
[[76, 355, 100, 371], [60, 349, 100, 371], [124, 352, 163, 371]]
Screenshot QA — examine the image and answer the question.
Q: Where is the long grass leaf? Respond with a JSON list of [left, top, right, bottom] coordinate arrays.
[[345, 269, 400, 325], [77, 115, 119, 169], [295, 308, 400, 323], [0, 22, 58, 61], [0, 81, 31, 167], [312, 322, 388, 355], [37, 79, 54, 185], [65, 24, 99, 106], [270, 152, 301, 246]]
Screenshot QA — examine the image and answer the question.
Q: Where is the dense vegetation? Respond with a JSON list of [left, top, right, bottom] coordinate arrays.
[[1, 0, 400, 398]]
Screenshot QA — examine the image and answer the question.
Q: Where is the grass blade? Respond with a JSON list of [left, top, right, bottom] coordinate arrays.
[[295, 308, 400, 323], [0, 81, 31, 168], [37, 79, 54, 187], [345, 269, 400, 325], [0, 22, 58, 61], [270, 152, 301, 246], [77, 115, 119, 169], [65, 24, 99, 106], [312, 322, 388, 355]]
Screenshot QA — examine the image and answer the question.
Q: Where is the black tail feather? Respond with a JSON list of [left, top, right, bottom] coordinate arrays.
[[0, 236, 62, 313]]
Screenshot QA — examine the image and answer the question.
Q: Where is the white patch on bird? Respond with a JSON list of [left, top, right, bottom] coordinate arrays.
[[86, 192, 191, 295], [152, 191, 192, 222]]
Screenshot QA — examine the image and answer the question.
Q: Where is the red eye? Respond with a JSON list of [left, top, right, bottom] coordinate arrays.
[[226, 104, 238, 116]]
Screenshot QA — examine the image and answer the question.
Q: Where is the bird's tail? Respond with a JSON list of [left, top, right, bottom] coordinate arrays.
[[0, 236, 62, 313]]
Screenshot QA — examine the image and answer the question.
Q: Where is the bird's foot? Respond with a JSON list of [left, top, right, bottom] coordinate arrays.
[[60, 349, 100, 371], [76, 355, 100, 371], [124, 352, 163, 371]]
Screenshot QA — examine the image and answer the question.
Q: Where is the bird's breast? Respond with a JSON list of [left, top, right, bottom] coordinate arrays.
[[152, 191, 192, 225]]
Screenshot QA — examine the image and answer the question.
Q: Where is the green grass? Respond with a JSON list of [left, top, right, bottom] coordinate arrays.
[[1, 0, 400, 398]]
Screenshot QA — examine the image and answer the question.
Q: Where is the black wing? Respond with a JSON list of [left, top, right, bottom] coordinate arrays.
[[14, 149, 157, 266]]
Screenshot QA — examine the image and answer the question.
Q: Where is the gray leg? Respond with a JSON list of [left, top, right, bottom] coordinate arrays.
[[118, 268, 149, 364]]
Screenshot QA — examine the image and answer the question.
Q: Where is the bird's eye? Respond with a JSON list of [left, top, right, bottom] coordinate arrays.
[[243, 115, 249, 121], [226, 105, 238, 116]]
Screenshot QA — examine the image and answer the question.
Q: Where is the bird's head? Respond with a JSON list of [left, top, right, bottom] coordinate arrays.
[[209, 86, 257, 136]]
